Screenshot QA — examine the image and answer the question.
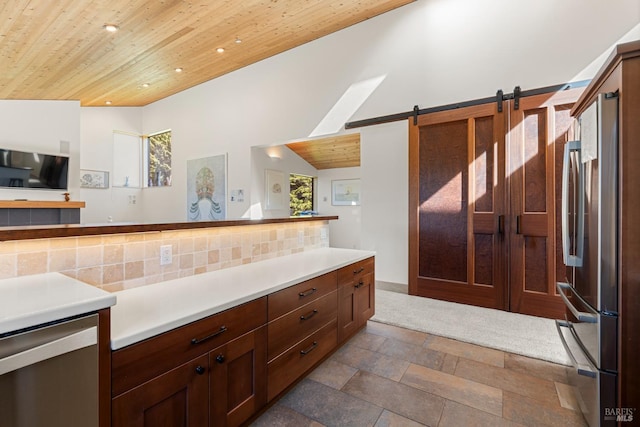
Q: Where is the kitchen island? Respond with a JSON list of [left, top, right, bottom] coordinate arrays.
[[110, 247, 375, 426]]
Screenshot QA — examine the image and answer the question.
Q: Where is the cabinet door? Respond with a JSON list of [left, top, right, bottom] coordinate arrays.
[[210, 327, 267, 427], [355, 272, 375, 325], [112, 355, 208, 427], [337, 282, 358, 343]]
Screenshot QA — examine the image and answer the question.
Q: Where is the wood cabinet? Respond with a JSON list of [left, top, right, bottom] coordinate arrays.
[[111, 257, 375, 425], [112, 298, 267, 427], [337, 257, 375, 343], [266, 271, 338, 401], [209, 327, 267, 427], [112, 355, 209, 427], [111, 298, 267, 397], [267, 320, 337, 400]]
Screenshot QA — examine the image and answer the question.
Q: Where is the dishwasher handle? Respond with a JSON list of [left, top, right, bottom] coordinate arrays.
[[0, 326, 97, 376]]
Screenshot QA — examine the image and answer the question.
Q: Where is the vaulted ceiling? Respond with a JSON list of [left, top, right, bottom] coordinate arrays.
[[1, 0, 414, 107]]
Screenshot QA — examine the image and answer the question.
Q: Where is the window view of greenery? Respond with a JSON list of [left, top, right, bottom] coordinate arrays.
[[147, 130, 172, 186], [290, 174, 314, 215]]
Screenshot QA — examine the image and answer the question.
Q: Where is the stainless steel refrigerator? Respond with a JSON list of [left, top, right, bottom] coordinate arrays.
[[556, 92, 619, 427]]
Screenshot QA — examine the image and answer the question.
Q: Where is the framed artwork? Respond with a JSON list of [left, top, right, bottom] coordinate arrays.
[[332, 179, 360, 206], [186, 154, 227, 221], [79, 169, 109, 188], [265, 169, 286, 210]]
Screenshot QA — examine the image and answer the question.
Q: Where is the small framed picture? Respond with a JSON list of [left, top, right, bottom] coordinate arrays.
[[332, 179, 360, 206], [80, 169, 109, 189]]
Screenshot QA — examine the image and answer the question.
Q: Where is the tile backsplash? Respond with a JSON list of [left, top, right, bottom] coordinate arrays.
[[0, 220, 330, 292]]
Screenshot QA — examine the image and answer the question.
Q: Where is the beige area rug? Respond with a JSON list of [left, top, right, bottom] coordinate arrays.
[[371, 289, 571, 366]]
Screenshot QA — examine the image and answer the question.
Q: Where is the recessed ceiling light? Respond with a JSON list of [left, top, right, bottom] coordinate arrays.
[[216, 47, 225, 53], [142, 83, 150, 88], [103, 24, 119, 32], [105, 100, 112, 105], [175, 67, 183, 73], [235, 38, 242, 44]]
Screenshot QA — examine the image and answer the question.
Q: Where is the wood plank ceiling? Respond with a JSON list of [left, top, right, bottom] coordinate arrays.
[[286, 133, 360, 169], [0, 0, 414, 107]]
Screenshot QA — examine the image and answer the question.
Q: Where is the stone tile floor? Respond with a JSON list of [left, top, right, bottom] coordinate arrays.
[[251, 321, 587, 427]]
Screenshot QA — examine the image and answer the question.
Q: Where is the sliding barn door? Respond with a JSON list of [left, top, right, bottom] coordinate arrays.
[[507, 89, 582, 318], [408, 87, 583, 318], [409, 103, 507, 310]]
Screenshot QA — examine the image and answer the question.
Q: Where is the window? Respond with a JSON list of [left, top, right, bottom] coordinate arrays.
[[289, 173, 315, 215], [146, 130, 172, 187]]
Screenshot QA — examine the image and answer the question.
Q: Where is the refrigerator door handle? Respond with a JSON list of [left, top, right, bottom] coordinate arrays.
[[561, 140, 584, 267], [556, 282, 598, 323], [555, 320, 597, 378]]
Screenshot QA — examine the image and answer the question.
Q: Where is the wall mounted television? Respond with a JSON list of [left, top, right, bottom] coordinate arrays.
[[0, 148, 69, 190]]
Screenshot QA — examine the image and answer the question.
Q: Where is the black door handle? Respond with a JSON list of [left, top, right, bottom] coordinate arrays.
[[300, 341, 318, 355], [191, 325, 227, 345], [300, 309, 318, 321], [195, 365, 206, 375], [298, 288, 317, 298]]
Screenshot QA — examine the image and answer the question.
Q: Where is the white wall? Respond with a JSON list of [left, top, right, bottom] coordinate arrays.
[[0, 100, 80, 201], [250, 145, 318, 218], [77, 0, 639, 283], [360, 122, 408, 284], [317, 167, 361, 250], [79, 107, 144, 224]]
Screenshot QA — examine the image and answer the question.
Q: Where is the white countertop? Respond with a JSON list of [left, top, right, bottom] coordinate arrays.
[[0, 273, 117, 335], [111, 247, 375, 350]]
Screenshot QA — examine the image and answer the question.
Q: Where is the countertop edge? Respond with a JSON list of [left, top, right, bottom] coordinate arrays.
[[0, 215, 338, 241], [0, 274, 117, 335], [1, 295, 117, 335]]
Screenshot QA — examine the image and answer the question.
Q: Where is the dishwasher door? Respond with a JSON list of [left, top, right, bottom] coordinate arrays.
[[0, 314, 99, 427]]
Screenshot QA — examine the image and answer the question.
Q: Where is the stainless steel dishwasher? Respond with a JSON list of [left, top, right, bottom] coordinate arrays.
[[0, 313, 99, 427]]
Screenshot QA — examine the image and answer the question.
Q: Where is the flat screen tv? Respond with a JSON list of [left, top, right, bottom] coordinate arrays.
[[0, 149, 69, 190]]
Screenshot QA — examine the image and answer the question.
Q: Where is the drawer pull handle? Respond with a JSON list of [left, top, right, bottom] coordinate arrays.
[[353, 267, 365, 274], [298, 288, 317, 298], [215, 354, 225, 364], [355, 280, 364, 289], [191, 325, 227, 345], [300, 309, 318, 321], [300, 341, 318, 355], [195, 365, 206, 375]]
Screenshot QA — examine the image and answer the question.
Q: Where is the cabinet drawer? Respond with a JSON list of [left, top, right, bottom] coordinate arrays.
[[267, 319, 337, 401], [268, 271, 337, 321], [112, 297, 267, 397], [268, 290, 337, 361], [337, 257, 374, 286]]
